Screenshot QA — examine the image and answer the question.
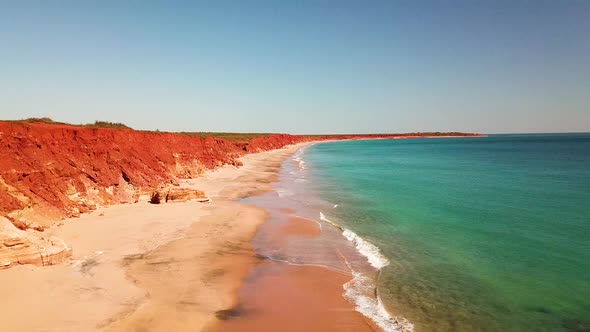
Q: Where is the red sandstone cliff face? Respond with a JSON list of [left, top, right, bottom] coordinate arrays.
[[0, 122, 308, 230]]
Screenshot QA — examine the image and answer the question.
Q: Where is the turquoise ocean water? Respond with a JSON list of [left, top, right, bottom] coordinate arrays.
[[303, 134, 590, 332]]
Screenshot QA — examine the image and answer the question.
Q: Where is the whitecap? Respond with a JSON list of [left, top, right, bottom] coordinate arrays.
[[319, 212, 390, 269], [344, 272, 414, 332], [342, 229, 390, 269]]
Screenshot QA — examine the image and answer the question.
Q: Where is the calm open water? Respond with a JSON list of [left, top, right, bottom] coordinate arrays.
[[303, 134, 590, 332]]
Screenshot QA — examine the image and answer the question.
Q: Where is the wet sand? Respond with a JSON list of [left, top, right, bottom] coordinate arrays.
[[267, 216, 322, 247], [279, 217, 322, 237], [219, 208, 375, 331], [220, 263, 376, 332], [0, 141, 377, 332]]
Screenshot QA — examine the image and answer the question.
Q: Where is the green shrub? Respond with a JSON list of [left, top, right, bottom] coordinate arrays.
[[86, 121, 131, 129]]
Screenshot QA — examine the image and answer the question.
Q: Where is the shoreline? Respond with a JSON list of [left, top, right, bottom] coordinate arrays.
[[226, 142, 415, 332], [219, 200, 378, 331], [217, 143, 408, 332], [0, 135, 481, 331]]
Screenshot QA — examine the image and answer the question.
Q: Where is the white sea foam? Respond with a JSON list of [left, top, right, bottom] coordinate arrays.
[[342, 229, 390, 269], [298, 160, 306, 170], [277, 189, 294, 198], [319, 212, 412, 331], [320, 211, 339, 226], [295, 215, 322, 230], [344, 272, 414, 332], [320, 212, 389, 270], [292, 156, 306, 170]]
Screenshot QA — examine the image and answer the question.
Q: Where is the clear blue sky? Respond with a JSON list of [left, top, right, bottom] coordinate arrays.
[[1, 1, 589, 134]]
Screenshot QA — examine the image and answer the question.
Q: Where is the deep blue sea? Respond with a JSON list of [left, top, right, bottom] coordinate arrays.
[[303, 134, 590, 332]]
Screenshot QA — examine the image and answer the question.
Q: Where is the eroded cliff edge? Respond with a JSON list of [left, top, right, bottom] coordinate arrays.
[[0, 121, 308, 268]]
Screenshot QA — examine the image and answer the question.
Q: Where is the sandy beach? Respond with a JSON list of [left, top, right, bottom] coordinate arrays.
[[0, 142, 374, 332], [219, 213, 376, 332], [0, 143, 289, 330]]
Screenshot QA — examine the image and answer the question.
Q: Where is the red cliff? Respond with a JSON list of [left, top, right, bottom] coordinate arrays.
[[0, 122, 309, 230]]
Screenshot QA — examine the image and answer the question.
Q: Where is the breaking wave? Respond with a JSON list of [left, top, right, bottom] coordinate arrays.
[[344, 272, 414, 332], [342, 229, 390, 269], [292, 156, 306, 170], [319, 212, 389, 269], [320, 212, 413, 332]]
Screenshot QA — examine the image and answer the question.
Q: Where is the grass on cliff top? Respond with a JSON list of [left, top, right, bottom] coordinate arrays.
[[6, 118, 132, 129], [3, 118, 274, 140], [14, 117, 68, 125], [177, 132, 272, 141], [84, 121, 131, 129]]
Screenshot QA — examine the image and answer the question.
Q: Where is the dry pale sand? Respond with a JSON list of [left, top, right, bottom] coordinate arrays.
[[0, 143, 307, 332]]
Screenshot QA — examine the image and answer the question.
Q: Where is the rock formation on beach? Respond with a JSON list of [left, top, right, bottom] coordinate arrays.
[[150, 187, 209, 204], [1, 216, 71, 269]]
